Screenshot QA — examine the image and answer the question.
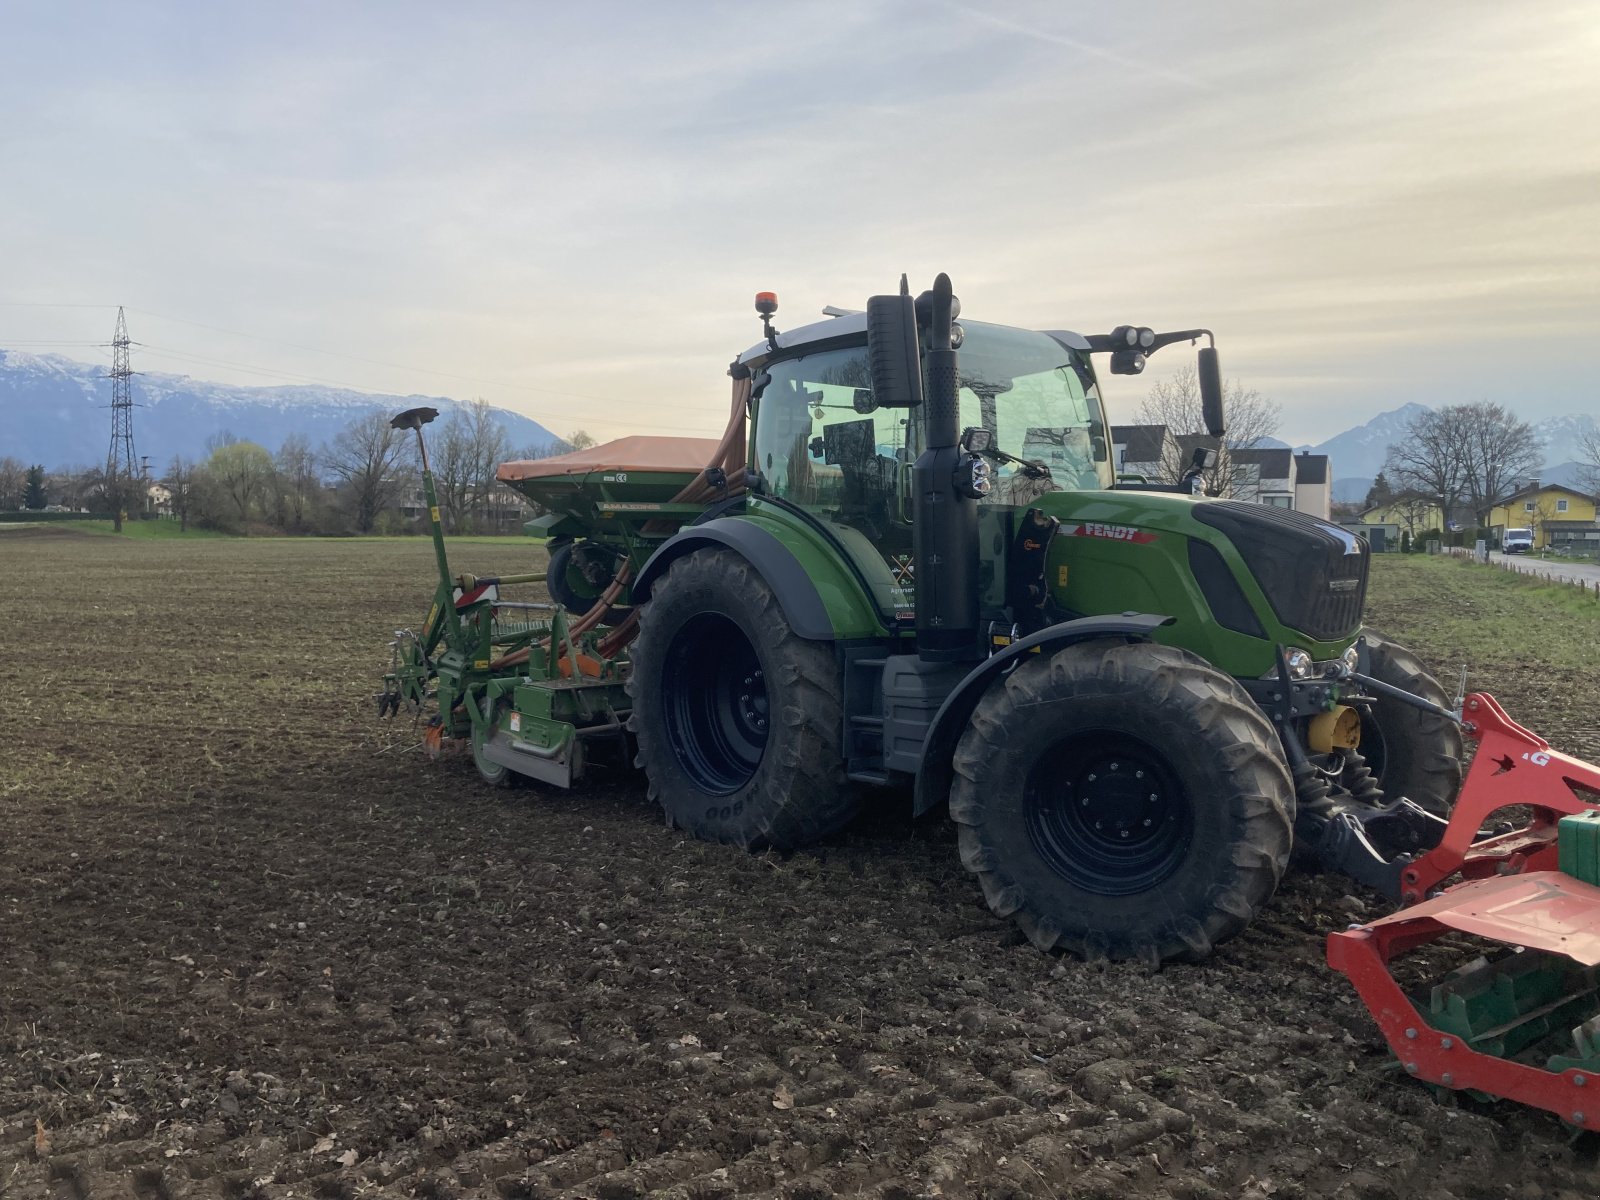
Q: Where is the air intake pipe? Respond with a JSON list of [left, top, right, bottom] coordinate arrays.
[[912, 275, 981, 660]]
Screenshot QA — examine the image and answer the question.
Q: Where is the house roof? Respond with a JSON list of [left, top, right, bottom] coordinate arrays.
[[1230, 447, 1293, 479], [1175, 433, 1217, 455], [1294, 453, 1329, 484], [1496, 482, 1597, 508], [1110, 424, 1169, 463]]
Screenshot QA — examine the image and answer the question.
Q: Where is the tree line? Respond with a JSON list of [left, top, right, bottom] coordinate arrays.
[[1373, 402, 1598, 528], [0, 402, 594, 536]]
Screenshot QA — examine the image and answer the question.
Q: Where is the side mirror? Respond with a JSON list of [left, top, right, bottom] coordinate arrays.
[[1198, 347, 1225, 438], [1180, 445, 1216, 494], [866, 291, 924, 409]]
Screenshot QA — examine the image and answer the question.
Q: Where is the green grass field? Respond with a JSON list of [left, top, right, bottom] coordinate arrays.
[[1364, 553, 1599, 756]]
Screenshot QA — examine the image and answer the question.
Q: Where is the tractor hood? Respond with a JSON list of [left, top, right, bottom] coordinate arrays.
[[1026, 489, 1369, 667]]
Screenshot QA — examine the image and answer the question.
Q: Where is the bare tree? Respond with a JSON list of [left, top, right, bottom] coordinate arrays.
[[0, 457, 25, 510], [273, 434, 320, 532], [1578, 424, 1600, 496], [165, 456, 198, 533], [1527, 494, 1561, 550], [563, 429, 598, 452], [1454, 401, 1542, 524], [1134, 363, 1282, 497], [431, 412, 476, 532], [1389, 491, 1439, 542], [1384, 403, 1544, 528], [419, 401, 510, 532], [464, 401, 511, 529], [1383, 408, 1468, 522], [322, 410, 412, 534]]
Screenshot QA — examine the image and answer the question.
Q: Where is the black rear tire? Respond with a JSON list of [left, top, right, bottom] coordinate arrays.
[[950, 640, 1294, 964], [1357, 631, 1463, 816], [626, 548, 859, 851]]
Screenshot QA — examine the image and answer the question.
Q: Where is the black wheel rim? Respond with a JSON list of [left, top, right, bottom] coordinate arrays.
[[662, 613, 767, 795], [1024, 732, 1194, 896]]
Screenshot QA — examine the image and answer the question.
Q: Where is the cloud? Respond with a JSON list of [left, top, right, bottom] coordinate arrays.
[[1, 1, 1595, 447]]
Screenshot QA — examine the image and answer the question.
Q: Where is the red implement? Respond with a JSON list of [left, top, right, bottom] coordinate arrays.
[[1394, 693, 1600, 904], [1327, 692, 1600, 1129]]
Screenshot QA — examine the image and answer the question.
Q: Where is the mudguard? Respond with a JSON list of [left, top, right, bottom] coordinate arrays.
[[633, 518, 836, 641], [912, 613, 1174, 817]]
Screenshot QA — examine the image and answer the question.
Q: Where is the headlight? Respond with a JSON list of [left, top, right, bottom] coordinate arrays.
[[1286, 648, 1313, 679], [1342, 645, 1361, 673]]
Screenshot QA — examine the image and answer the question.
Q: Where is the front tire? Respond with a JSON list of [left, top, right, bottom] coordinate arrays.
[[1357, 631, 1463, 816], [626, 548, 859, 851], [949, 640, 1294, 964]]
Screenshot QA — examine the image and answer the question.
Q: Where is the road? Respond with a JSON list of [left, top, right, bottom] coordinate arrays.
[[1487, 549, 1600, 588]]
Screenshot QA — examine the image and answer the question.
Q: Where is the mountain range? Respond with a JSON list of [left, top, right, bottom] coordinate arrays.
[[0, 349, 560, 470], [1, 349, 1591, 505]]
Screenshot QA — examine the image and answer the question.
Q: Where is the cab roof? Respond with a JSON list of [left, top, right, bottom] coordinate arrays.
[[737, 311, 1091, 368]]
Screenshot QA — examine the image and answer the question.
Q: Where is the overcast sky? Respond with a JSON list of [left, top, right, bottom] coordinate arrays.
[[2, 1, 1596, 445]]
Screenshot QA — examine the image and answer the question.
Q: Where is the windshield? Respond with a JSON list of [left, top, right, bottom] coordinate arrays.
[[949, 321, 1113, 500]]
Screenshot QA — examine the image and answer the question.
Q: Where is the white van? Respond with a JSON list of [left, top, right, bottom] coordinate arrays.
[[1502, 527, 1534, 554]]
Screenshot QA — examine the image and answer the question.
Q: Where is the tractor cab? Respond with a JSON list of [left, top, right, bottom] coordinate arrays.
[[737, 298, 1191, 633]]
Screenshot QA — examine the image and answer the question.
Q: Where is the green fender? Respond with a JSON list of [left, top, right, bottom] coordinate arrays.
[[912, 613, 1174, 816], [633, 512, 887, 641]]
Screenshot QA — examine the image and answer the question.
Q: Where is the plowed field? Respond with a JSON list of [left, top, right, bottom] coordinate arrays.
[[2, 535, 1596, 1199]]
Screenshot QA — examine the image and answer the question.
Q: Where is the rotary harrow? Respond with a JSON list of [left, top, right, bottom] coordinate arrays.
[[1328, 693, 1600, 1133]]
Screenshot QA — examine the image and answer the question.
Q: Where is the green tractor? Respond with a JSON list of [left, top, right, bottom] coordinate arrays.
[[382, 272, 1464, 965]]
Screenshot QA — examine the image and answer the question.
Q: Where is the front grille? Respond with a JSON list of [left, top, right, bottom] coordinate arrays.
[[1191, 501, 1368, 641], [1302, 550, 1366, 640]]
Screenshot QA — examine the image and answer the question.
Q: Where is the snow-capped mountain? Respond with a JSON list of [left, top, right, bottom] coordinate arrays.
[[1298, 403, 1432, 484], [0, 349, 562, 468], [1299, 405, 1595, 505]]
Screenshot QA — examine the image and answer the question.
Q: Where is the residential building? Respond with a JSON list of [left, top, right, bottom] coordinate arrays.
[[1487, 483, 1599, 551], [1107, 429, 1336, 519], [1110, 424, 1177, 482], [1227, 448, 1295, 509], [1347, 494, 1444, 552], [145, 482, 173, 517], [1292, 452, 1331, 520]]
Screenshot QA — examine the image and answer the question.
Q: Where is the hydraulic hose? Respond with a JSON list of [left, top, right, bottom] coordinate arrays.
[[557, 372, 752, 667]]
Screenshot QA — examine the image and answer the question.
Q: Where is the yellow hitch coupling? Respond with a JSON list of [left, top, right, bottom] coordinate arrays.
[[1308, 705, 1361, 753]]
